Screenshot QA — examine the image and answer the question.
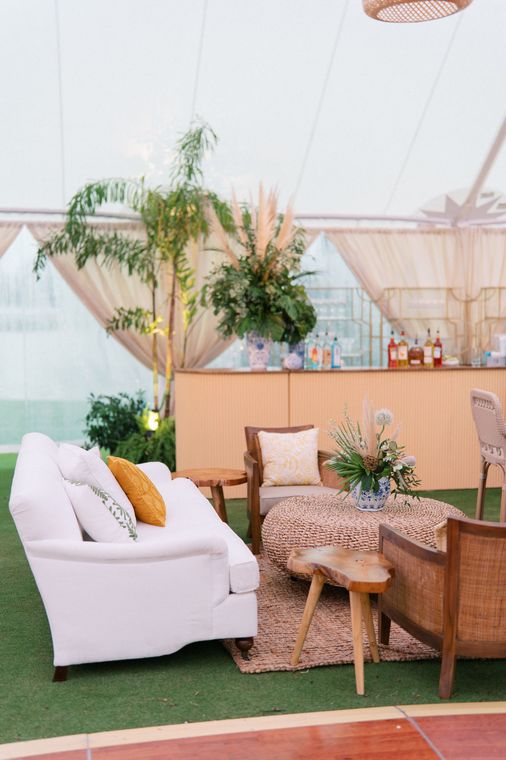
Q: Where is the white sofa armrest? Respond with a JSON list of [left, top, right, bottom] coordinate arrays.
[[25, 532, 232, 666], [25, 533, 227, 563], [136, 461, 171, 487]]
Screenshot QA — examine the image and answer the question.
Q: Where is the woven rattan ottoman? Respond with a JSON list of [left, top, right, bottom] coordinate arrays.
[[261, 493, 465, 573]]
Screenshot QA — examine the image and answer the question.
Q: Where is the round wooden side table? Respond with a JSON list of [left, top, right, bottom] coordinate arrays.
[[172, 468, 247, 524]]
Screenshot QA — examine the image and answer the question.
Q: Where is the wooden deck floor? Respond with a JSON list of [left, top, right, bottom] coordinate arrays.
[[1, 703, 505, 760]]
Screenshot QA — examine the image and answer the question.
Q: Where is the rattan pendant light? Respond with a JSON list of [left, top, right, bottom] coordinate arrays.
[[363, 0, 473, 23]]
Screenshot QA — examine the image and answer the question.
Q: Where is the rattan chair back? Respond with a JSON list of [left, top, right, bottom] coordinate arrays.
[[446, 517, 506, 647], [379, 516, 506, 697]]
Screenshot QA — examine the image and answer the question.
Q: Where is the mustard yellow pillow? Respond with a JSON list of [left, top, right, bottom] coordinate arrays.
[[107, 456, 166, 527]]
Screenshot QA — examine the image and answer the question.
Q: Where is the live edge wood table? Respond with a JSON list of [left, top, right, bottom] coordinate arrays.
[[263, 493, 466, 572], [288, 545, 395, 696], [172, 468, 247, 524]]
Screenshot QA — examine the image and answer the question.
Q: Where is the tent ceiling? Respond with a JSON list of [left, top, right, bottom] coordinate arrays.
[[0, 0, 504, 217]]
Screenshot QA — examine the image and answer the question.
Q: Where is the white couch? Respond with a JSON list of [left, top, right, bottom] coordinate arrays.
[[9, 433, 259, 680]]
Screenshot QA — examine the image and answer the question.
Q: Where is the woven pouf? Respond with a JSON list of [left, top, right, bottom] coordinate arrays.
[[262, 493, 465, 573]]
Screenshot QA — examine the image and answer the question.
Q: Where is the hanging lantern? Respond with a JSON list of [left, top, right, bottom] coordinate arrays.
[[362, 0, 473, 23]]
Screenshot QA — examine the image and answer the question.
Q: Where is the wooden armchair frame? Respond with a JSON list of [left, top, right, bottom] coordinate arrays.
[[378, 517, 506, 698], [244, 425, 338, 554]]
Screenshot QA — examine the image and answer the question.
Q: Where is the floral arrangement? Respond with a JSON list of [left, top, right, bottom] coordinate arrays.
[[202, 186, 316, 343], [326, 400, 420, 499]]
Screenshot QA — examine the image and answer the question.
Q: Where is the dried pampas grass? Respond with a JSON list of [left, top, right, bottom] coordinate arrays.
[[206, 183, 298, 268], [362, 398, 378, 459], [206, 202, 239, 270]]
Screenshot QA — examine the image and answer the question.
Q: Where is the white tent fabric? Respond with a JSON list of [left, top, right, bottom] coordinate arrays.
[[0, 1, 504, 217], [0, 227, 153, 445], [1, 1, 505, 445]]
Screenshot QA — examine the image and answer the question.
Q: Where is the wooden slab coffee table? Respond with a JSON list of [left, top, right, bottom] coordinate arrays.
[[173, 468, 247, 523], [288, 545, 395, 695]]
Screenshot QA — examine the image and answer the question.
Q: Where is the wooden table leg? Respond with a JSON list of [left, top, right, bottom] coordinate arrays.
[[349, 591, 365, 695], [210, 485, 228, 523], [291, 573, 325, 666], [360, 592, 380, 664]]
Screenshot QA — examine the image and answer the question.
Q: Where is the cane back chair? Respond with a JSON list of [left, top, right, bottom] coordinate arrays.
[[379, 516, 506, 699]]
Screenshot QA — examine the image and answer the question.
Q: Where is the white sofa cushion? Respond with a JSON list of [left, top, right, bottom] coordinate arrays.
[[57, 444, 136, 525], [136, 461, 172, 485], [9, 433, 82, 543], [136, 477, 259, 594], [260, 484, 338, 515], [63, 480, 138, 543]]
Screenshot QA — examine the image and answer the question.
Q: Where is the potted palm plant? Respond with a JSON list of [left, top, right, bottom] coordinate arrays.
[[203, 186, 316, 370], [326, 400, 420, 511], [35, 121, 233, 416]]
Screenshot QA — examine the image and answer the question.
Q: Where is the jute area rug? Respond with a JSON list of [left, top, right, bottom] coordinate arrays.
[[223, 555, 438, 674]]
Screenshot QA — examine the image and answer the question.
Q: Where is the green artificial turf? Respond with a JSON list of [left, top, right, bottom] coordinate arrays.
[[1, 454, 505, 744]]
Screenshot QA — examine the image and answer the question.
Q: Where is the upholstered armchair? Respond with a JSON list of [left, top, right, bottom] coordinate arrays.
[[378, 516, 506, 699], [244, 425, 341, 554]]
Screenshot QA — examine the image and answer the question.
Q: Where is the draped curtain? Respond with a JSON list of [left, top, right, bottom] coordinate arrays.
[[14, 221, 506, 367], [324, 227, 506, 360], [0, 222, 23, 258], [27, 223, 232, 372]]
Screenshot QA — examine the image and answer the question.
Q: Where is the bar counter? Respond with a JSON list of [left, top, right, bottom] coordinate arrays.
[[175, 366, 506, 495]]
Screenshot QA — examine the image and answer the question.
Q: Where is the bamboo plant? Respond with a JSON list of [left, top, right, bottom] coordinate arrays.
[[34, 121, 232, 417]]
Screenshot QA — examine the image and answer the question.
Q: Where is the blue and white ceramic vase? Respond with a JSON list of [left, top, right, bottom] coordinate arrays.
[[246, 332, 272, 370], [352, 477, 390, 512]]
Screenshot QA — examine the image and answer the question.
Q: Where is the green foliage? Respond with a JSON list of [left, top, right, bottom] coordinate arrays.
[[106, 307, 164, 336], [115, 417, 176, 471], [34, 120, 233, 414], [84, 391, 146, 452], [203, 212, 316, 342], [326, 410, 420, 498], [204, 255, 316, 341]]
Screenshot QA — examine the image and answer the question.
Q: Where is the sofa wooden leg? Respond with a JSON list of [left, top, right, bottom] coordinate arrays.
[[235, 637, 254, 660], [53, 666, 68, 682]]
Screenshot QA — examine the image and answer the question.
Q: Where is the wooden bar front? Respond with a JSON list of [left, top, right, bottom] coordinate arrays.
[[175, 367, 506, 496]]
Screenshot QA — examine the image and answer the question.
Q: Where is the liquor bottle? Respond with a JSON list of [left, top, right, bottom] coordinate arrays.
[[322, 332, 332, 370], [331, 336, 342, 369], [387, 331, 398, 369], [433, 330, 443, 368], [304, 334, 312, 369], [310, 333, 322, 370], [423, 328, 434, 368], [398, 331, 409, 368], [408, 337, 423, 367]]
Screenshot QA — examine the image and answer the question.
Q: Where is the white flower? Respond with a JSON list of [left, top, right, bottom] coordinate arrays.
[[375, 408, 393, 426], [400, 455, 416, 468]]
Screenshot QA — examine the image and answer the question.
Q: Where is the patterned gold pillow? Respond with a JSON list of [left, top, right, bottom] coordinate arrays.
[[258, 429, 321, 487]]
